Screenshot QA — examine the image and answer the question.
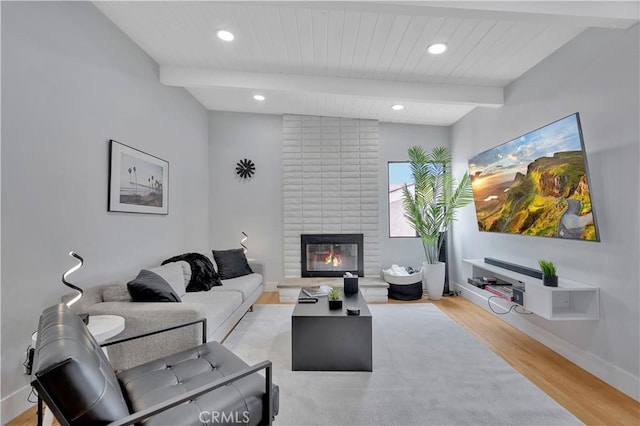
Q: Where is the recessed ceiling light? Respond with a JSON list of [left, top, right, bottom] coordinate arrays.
[[216, 30, 234, 42], [253, 94, 265, 101], [391, 104, 404, 111], [427, 43, 447, 55]]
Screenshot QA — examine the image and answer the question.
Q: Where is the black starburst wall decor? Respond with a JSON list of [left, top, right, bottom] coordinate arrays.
[[235, 158, 256, 179]]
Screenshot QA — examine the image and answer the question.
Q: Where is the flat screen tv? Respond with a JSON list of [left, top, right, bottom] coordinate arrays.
[[468, 113, 600, 241]]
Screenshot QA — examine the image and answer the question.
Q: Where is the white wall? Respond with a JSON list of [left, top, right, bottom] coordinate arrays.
[[1, 2, 210, 421], [450, 25, 640, 399], [208, 111, 283, 284], [378, 122, 450, 270]]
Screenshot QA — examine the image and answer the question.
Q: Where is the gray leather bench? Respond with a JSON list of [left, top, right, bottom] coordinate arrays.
[[31, 304, 278, 425]]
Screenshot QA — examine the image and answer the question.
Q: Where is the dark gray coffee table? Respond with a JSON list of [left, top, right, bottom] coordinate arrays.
[[291, 290, 372, 371]]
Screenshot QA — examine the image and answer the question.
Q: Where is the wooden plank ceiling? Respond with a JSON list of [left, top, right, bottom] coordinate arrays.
[[94, 1, 638, 125]]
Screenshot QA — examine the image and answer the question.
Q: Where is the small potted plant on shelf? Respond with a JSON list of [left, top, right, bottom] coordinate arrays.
[[328, 287, 343, 310], [538, 259, 558, 287]]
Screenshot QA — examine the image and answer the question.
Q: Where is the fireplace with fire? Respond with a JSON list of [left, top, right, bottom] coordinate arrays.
[[301, 234, 364, 277]]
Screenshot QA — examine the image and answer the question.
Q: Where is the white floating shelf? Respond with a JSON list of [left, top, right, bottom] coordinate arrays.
[[463, 259, 599, 321]]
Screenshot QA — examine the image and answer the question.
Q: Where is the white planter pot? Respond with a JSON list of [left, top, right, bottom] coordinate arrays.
[[422, 261, 446, 300]]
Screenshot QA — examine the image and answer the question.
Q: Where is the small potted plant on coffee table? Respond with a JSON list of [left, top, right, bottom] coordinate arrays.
[[328, 287, 343, 310], [538, 259, 558, 287]]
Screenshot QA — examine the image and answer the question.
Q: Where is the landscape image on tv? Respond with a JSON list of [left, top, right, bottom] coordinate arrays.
[[468, 113, 599, 241]]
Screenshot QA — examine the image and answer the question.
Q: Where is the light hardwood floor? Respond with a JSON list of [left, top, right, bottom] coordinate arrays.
[[9, 293, 639, 426]]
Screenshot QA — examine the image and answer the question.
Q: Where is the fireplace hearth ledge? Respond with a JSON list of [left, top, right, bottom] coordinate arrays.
[[277, 277, 389, 303]]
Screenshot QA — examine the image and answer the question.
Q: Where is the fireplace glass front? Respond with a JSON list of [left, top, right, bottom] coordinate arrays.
[[301, 234, 364, 277]]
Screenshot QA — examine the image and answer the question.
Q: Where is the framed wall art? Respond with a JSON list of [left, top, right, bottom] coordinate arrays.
[[108, 140, 169, 214]]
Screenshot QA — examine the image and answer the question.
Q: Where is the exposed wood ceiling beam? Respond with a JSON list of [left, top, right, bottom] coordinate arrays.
[[160, 66, 504, 108]]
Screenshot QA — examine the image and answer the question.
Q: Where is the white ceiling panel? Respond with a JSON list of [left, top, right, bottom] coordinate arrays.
[[93, 1, 639, 126]]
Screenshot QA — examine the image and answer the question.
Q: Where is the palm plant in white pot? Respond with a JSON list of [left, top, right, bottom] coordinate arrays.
[[402, 146, 473, 300]]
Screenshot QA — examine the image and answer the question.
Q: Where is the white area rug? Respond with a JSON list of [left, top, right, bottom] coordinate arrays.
[[223, 304, 581, 426]]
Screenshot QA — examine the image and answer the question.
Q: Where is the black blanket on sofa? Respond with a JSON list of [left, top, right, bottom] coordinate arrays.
[[161, 253, 222, 292]]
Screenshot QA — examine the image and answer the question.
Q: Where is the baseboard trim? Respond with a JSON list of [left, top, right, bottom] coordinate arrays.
[[454, 281, 640, 402], [1, 385, 34, 424]]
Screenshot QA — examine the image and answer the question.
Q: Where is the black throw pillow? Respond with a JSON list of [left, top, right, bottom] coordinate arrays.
[[162, 252, 222, 292], [127, 270, 181, 302], [212, 249, 253, 280]]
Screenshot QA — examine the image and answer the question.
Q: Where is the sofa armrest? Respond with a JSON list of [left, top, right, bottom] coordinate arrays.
[[102, 318, 207, 347], [85, 301, 207, 370], [248, 260, 265, 281], [84, 301, 205, 338]]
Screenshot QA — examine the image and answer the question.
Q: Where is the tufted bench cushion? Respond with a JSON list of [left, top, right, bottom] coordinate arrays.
[[117, 342, 279, 426]]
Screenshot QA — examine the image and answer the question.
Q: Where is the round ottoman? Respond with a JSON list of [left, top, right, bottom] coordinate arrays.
[[384, 271, 423, 301]]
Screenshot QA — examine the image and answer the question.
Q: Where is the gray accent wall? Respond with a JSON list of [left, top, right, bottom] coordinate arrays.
[[1, 2, 209, 420], [208, 111, 284, 283], [378, 122, 450, 270], [450, 25, 640, 399]]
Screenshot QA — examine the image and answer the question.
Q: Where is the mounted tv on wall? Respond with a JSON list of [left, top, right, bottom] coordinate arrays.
[[468, 113, 600, 241]]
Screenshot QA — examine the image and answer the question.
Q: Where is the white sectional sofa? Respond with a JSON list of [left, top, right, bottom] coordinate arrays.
[[66, 256, 264, 370]]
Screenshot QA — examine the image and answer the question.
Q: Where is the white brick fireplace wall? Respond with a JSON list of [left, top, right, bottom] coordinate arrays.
[[282, 115, 380, 277]]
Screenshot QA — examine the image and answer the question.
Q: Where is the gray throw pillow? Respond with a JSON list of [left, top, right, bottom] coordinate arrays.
[[127, 270, 181, 302], [147, 262, 187, 298], [212, 249, 253, 280]]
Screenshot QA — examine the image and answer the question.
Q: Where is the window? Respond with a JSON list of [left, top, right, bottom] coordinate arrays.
[[388, 162, 417, 238]]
